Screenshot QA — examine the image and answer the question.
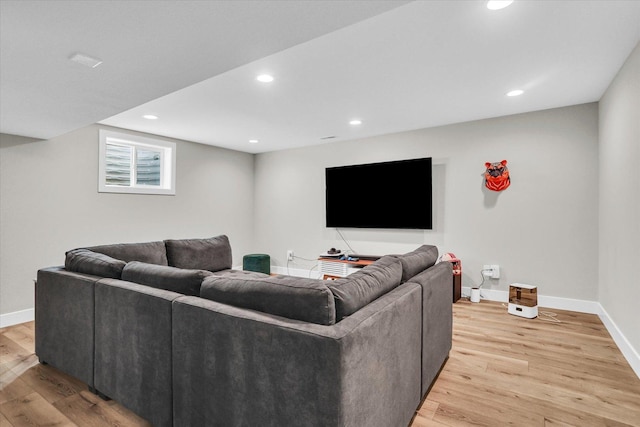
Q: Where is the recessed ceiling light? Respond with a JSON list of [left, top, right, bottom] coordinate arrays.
[[69, 52, 103, 68], [256, 74, 274, 83], [349, 120, 362, 125], [487, 0, 514, 10], [142, 114, 158, 120], [506, 89, 524, 97], [249, 139, 259, 144]]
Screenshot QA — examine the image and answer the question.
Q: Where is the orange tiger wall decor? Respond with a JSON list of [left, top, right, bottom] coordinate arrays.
[[484, 160, 511, 191]]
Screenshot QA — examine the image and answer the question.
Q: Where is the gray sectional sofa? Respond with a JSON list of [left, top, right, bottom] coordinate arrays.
[[35, 235, 452, 427]]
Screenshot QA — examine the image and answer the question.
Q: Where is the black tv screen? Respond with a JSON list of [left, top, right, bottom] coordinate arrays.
[[325, 157, 432, 229]]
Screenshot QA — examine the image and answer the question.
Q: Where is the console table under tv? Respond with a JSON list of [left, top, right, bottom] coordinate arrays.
[[318, 257, 375, 280]]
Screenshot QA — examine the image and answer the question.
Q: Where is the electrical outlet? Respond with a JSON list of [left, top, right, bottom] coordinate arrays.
[[483, 265, 492, 277], [483, 264, 500, 279], [287, 250, 294, 261], [491, 264, 500, 279]]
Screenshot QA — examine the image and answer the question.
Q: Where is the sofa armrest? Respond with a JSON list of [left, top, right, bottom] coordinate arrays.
[[172, 282, 422, 427], [407, 260, 453, 397], [94, 279, 182, 427], [35, 267, 100, 387]]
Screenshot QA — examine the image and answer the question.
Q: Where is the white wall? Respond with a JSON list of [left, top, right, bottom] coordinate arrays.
[[254, 104, 599, 300], [0, 124, 255, 316], [599, 42, 640, 354], [0, 104, 603, 317]]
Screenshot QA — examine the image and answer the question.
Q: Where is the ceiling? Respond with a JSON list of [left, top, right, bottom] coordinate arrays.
[[2, 1, 640, 154]]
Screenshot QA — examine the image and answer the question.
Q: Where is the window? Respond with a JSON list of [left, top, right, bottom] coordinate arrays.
[[99, 130, 176, 195]]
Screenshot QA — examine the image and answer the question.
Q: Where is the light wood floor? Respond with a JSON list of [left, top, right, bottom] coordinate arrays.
[[1, 301, 639, 426]]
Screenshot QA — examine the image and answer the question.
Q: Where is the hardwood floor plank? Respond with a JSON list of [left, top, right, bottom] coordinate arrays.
[[19, 323, 34, 333], [0, 411, 14, 427], [52, 390, 151, 427], [415, 399, 439, 420], [1, 328, 34, 355], [431, 400, 522, 427], [1, 355, 38, 381], [430, 367, 637, 427], [428, 377, 546, 426], [441, 353, 640, 425], [17, 364, 85, 404], [0, 392, 75, 427], [0, 356, 37, 406], [527, 362, 640, 395], [0, 337, 30, 366], [0, 377, 32, 406]]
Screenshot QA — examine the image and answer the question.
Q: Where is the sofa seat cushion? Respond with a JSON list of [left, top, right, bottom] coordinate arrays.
[[65, 248, 126, 279], [211, 269, 270, 279], [200, 275, 336, 325], [164, 235, 232, 272], [328, 255, 402, 320], [122, 261, 212, 296], [398, 245, 438, 283], [88, 241, 168, 265]]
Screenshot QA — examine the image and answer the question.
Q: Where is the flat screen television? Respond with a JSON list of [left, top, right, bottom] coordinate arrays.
[[325, 157, 432, 229]]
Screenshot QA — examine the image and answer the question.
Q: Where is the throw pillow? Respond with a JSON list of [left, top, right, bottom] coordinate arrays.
[[122, 261, 211, 296], [65, 248, 126, 279], [164, 235, 232, 272]]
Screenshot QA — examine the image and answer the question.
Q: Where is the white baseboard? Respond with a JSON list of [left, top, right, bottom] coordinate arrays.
[[461, 286, 602, 314], [0, 308, 34, 328], [596, 305, 640, 379], [462, 286, 639, 379]]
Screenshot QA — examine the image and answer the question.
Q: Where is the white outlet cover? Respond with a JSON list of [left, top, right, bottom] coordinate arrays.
[[483, 264, 500, 279], [491, 264, 500, 279]]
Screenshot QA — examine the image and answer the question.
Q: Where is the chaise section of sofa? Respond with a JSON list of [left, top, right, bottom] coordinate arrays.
[[172, 282, 423, 427]]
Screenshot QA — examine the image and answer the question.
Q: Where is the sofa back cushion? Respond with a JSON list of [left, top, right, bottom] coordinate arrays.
[[200, 274, 336, 325], [327, 255, 402, 320], [88, 241, 168, 266], [122, 261, 212, 296], [65, 248, 126, 279], [398, 245, 438, 282], [164, 235, 232, 272]]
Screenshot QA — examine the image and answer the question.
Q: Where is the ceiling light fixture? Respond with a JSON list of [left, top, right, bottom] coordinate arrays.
[[69, 52, 103, 68], [506, 89, 524, 97], [142, 114, 158, 120], [486, 0, 513, 10], [256, 74, 274, 83], [249, 139, 259, 144], [349, 120, 362, 125]]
